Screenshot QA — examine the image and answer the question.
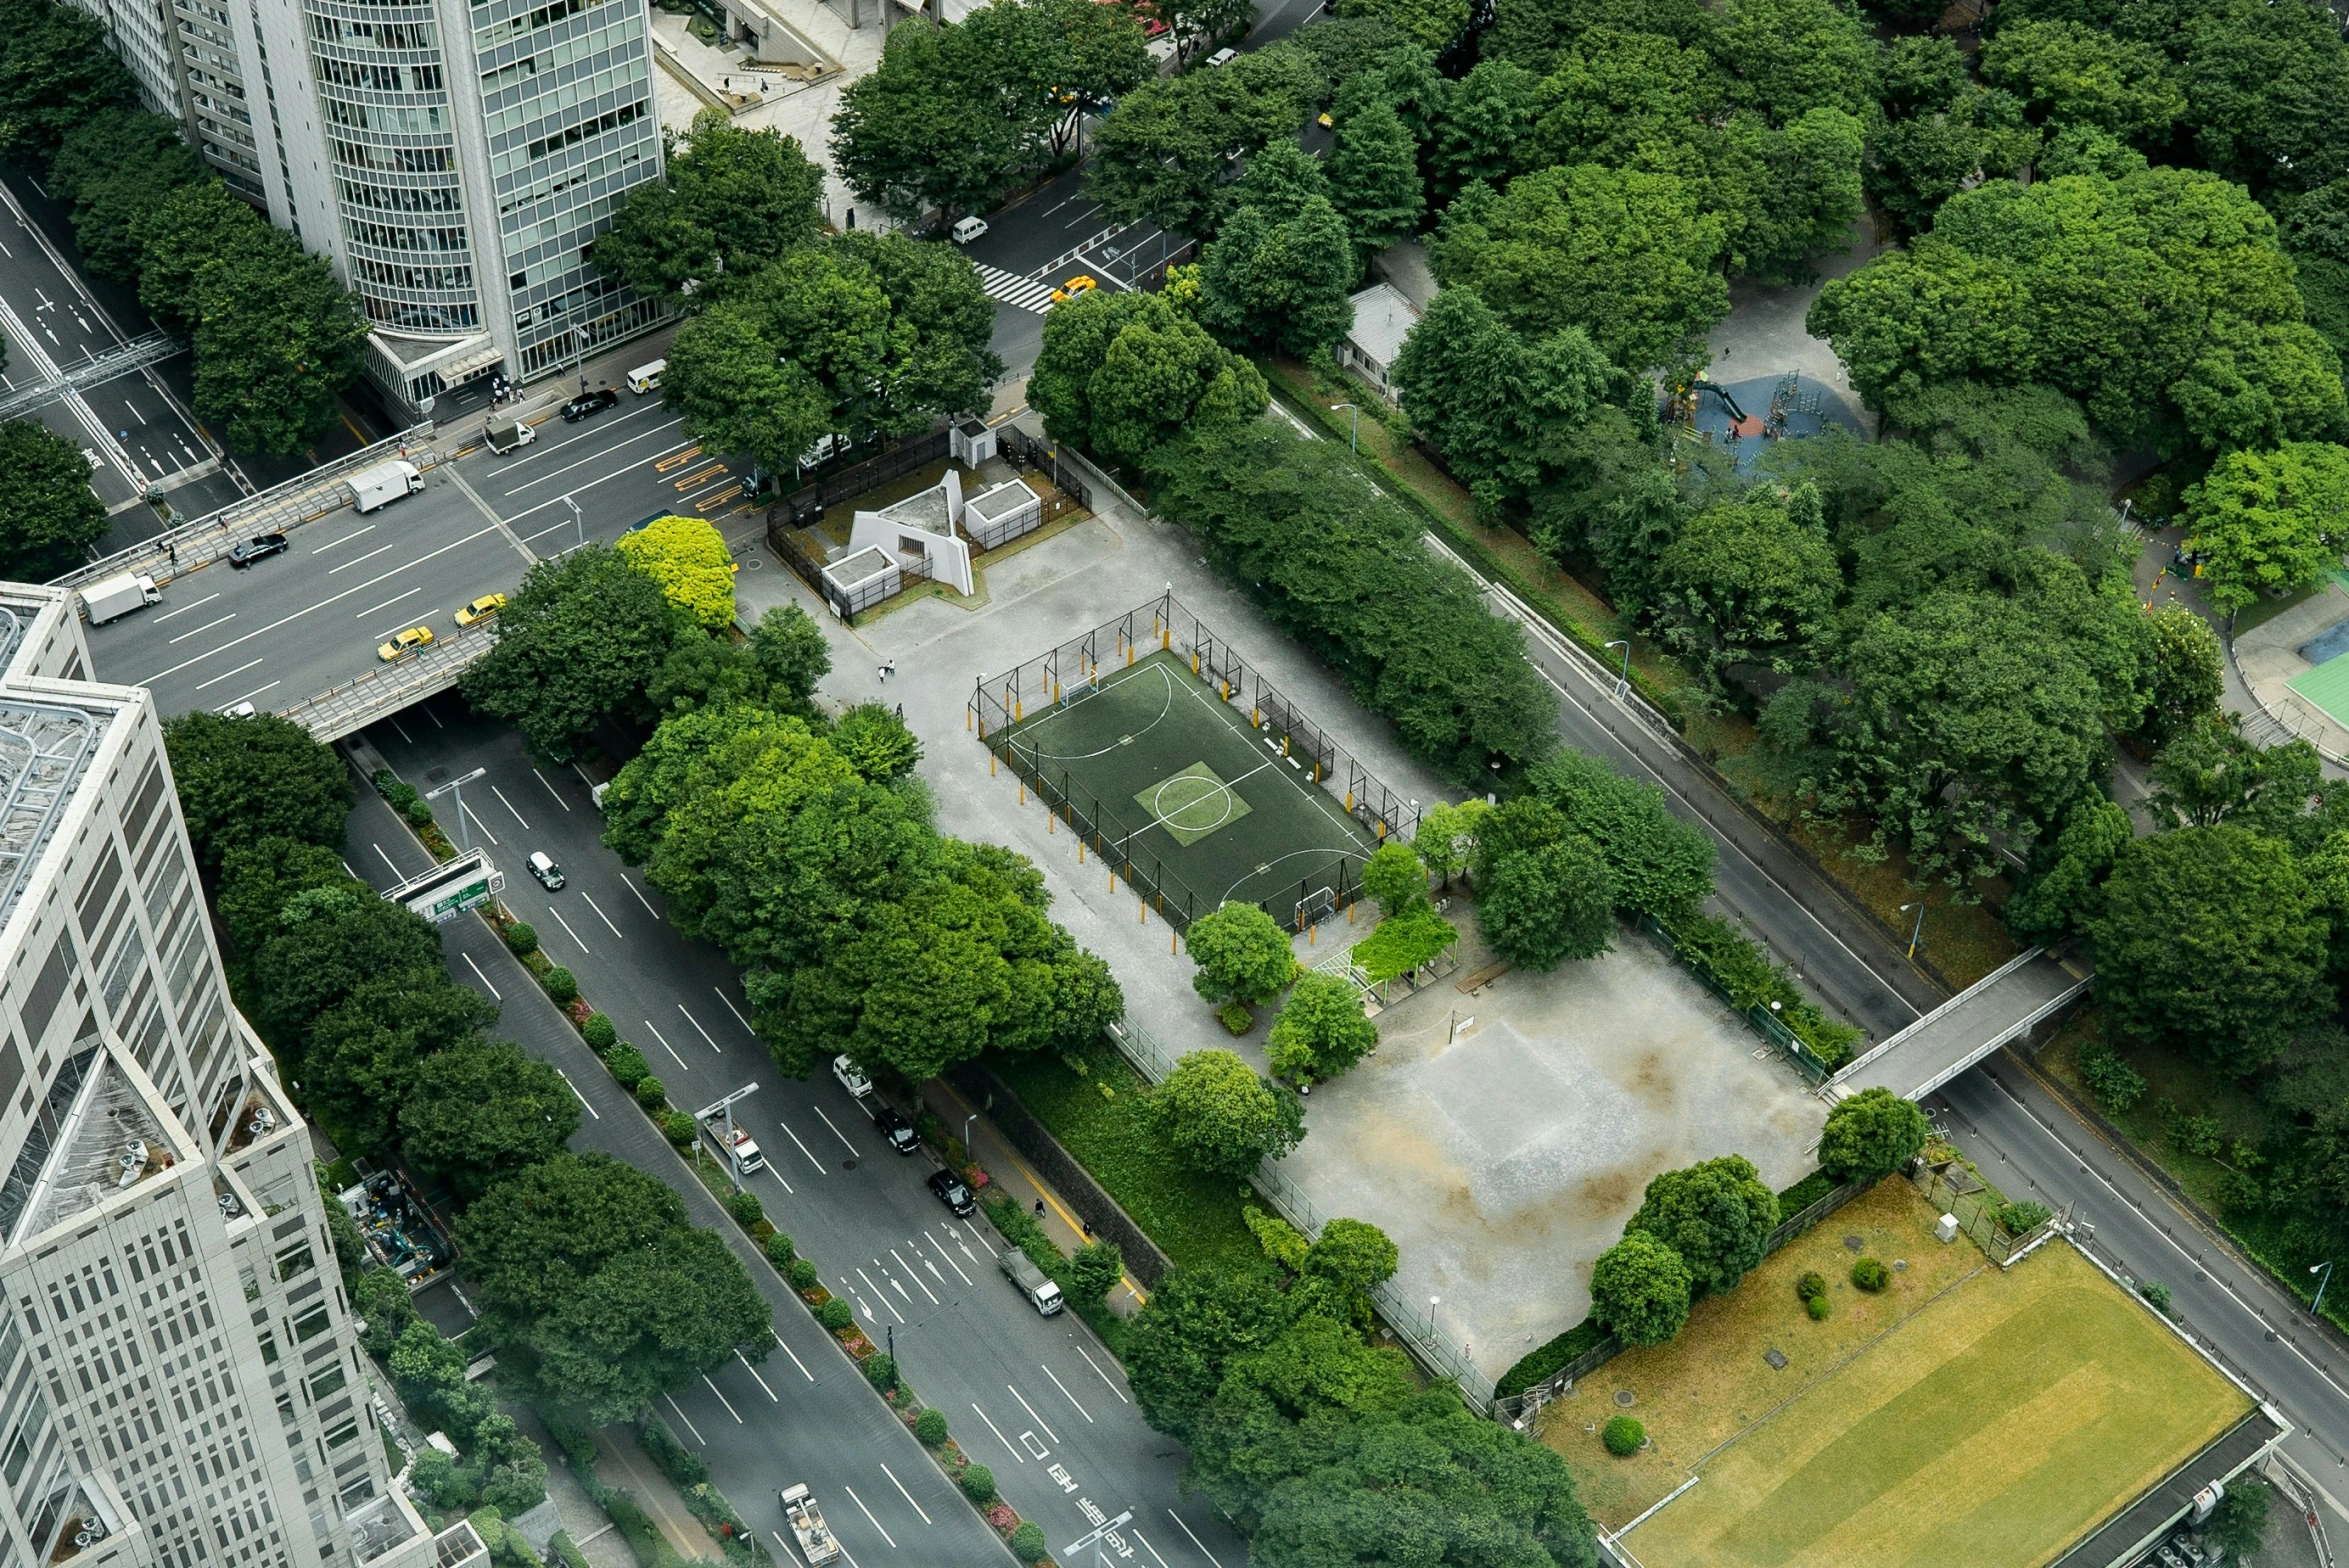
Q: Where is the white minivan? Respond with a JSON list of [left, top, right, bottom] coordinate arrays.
[[950, 216, 989, 245], [626, 359, 666, 395]]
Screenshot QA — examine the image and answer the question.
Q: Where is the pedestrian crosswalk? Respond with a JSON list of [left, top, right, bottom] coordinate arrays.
[[976, 264, 1063, 315]]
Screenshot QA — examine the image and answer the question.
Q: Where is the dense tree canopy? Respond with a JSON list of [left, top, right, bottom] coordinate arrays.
[[0, 420, 106, 580], [594, 110, 824, 307], [1030, 290, 1268, 467], [1818, 1087, 1929, 1182], [1086, 46, 1320, 234], [163, 711, 353, 869], [1625, 1153, 1777, 1296], [461, 545, 679, 759], [0, 0, 137, 165], [2181, 441, 2349, 615], [401, 1038, 582, 1202]]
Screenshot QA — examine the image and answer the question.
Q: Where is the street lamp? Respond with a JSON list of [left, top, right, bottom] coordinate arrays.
[[1898, 901, 1926, 961], [694, 1082, 760, 1192], [1427, 1295, 1440, 1341], [563, 493, 584, 551], [1330, 402, 1360, 454], [423, 767, 488, 854], [2314, 1260, 2335, 1317], [1604, 639, 1631, 700], [961, 1112, 977, 1157]]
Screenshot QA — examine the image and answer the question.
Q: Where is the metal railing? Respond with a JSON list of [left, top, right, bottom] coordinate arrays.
[[0, 330, 180, 422], [274, 620, 496, 741], [54, 423, 438, 594]]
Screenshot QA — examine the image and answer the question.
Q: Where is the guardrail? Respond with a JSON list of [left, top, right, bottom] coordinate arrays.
[[274, 619, 496, 741], [52, 423, 438, 595]]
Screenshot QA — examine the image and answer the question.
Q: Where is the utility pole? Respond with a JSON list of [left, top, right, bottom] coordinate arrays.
[[423, 768, 487, 854]]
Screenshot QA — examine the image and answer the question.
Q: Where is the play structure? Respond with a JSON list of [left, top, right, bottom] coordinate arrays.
[[1664, 370, 1856, 472]]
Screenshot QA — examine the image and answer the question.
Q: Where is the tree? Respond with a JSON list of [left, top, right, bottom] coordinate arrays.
[[1359, 842, 1427, 918], [1148, 1049, 1305, 1175], [400, 1038, 582, 1203], [1648, 489, 1839, 680], [1626, 1154, 1777, 1296], [1332, 0, 1465, 49], [1197, 195, 1358, 359], [1085, 49, 1319, 234], [1589, 1231, 1693, 1346], [215, 838, 348, 958], [1302, 1217, 1398, 1299], [1148, 0, 1257, 67], [2175, 0, 2349, 196], [524, 1225, 771, 1422], [594, 110, 823, 307], [750, 604, 832, 706], [1525, 750, 1715, 919], [830, 703, 922, 784], [1187, 902, 1298, 1007], [2145, 715, 2330, 844], [305, 977, 497, 1154], [2205, 1482, 2270, 1561], [0, 0, 135, 165], [163, 710, 352, 869], [0, 420, 106, 580], [2091, 825, 2333, 1075], [1030, 290, 1267, 466], [1732, 107, 1867, 283], [1324, 94, 1421, 262], [1430, 163, 1729, 375], [1979, 20, 2183, 140], [2182, 441, 2349, 615], [1430, 60, 1543, 210], [1125, 1264, 1293, 1443], [2004, 797, 2133, 944], [1709, 0, 1878, 123], [1068, 1240, 1125, 1305], [1266, 972, 1378, 1084], [456, 1154, 690, 1320], [830, 21, 1027, 224], [246, 887, 446, 1063], [186, 232, 371, 457], [1818, 1087, 1928, 1182], [461, 545, 678, 759], [1411, 799, 1489, 888], [49, 109, 206, 285], [2137, 602, 2222, 743], [1473, 802, 1616, 969], [615, 515, 737, 632], [135, 182, 257, 336]]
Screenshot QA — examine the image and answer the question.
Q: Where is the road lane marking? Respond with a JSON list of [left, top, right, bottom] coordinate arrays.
[[490, 783, 530, 828], [371, 842, 404, 876], [661, 1393, 706, 1444], [327, 540, 398, 574], [960, 1216, 998, 1258], [776, 1116, 826, 1173], [888, 1248, 938, 1305], [677, 1002, 718, 1048], [811, 1104, 860, 1155], [353, 585, 423, 619], [462, 801, 499, 847], [842, 1487, 894, 1549], [1166, 1510, 1225, 1567], [770, 1326, 814, 1381], [422, 704, 444, 728], [923, 1231, 973, 1286], [713, 984, 753, 1032], [856, 1268, 905, 1323], [582, 890, 623, 937], [1075, 1345, 1127, 1402], [878, 1465, 930, 1525], [503, 399, 676, 467], [501, 418, 687, 497], [461, 952, 502, 1000], [133, 522, 503, 686], [734, 1349, 779, 1401], [546, 903, 594, 954], [555, 1067, 597, 1118], [642, 1019, 687, 1070], [387, 717, 415, 744], [193, 657, 263, 691], [700, 1374, 743, 1424], [624, 874, 661, 916], [971, 1403, 1024, 1462], [1005, 1384, 1060, 1446], [167, 612, 235, 644], [1040, 1362, 1094, 1424], [309, 524, 376, 555], [151, 592, 219, 622], [1131, 1528, 1173, 1568], [533, 767, 570, 809]]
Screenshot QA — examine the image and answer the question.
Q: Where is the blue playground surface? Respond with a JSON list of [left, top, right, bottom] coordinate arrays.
[[1666, 371, 1866, 475]]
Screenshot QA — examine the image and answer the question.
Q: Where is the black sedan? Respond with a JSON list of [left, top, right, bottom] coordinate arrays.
[[873, 1104, 919, 1156], [228, 532, 289, 568], [927, 1168, 975, 1216], [561, 388, 619, 422]]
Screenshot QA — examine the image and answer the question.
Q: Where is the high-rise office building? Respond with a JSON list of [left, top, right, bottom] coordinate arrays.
[[67, 0, 666, 418], [0, 583, 436, 1568]]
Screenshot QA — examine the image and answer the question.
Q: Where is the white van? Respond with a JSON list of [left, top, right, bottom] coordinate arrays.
[[626, 360, 666, 395], [951, 216, 989, 245], [1207, 46, 1237, 66]]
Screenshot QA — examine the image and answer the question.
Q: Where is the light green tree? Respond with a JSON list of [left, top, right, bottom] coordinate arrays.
[[2183, 441, 2349, 615], [1266, 972, 1378, 1084], [1148, 1049, 1305, 1174]]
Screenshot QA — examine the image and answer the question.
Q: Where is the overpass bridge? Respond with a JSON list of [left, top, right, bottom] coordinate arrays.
[[1824, 946, 2094, 1103]]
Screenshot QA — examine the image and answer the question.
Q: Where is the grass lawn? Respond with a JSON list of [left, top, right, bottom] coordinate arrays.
[[1549, 1183, 2250, 1568], [988, 1042, 1262, 1276]]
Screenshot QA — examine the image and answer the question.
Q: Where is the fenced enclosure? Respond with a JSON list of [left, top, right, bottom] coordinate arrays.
[[973, 593, 1422, 933], [1908, 1158, 2053, 1265]]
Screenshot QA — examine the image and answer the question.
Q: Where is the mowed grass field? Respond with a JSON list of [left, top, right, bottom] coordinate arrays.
[[1543, 1182, 2251, 1568]]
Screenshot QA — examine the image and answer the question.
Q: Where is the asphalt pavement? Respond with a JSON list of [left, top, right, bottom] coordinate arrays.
[[348, 700, 1246, 1568]]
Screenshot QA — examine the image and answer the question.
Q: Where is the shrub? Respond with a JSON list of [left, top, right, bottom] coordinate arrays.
[[504, 921, 539, 956], [2140, 1280, 2174, 1315], [817, 1298, 854, 1332], [1795, 1271, 1826, 1302], [765, 1232, 795, 1270], [726, 1189, 764, 1228], [1217, 1002, 1253, 1035], [1851, 1257, 1889, 1291], [1806, 1293, 1830, 1321], [638, 1416, 708, 1489], [1601, 1416, 1645, 1456], [603, 1043, 650, 1087], [1994, 1200, 2052, 1235], [1495, 1318, 1610, 1397], [582, 1013, 617, 1050], [958, 1463, 995, 1504], [1010, 1523, 1049, 1564], [2079, 1034, 2147, 1113], [914, 1408, 949, 1446], [788, 1259, 819, 1290], [659, 1110, 696, 1146], [405, 799, 435, 827], [864, 1352, 898, 1391], [2166, 1108, 2224, 1158], [635, 1076, 667, 1110], [544, 966, 579, 1004]]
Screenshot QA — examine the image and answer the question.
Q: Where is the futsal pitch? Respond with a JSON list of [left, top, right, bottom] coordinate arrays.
[[1000, 649, 1378, 918]]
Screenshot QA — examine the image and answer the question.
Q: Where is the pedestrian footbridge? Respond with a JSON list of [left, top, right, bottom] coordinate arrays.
[[1825, 947, 2093, 1103]]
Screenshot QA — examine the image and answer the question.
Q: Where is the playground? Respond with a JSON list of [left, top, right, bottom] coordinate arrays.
[[1546, 1181, 2252, 1568], [1665, 370, 1866, 476]]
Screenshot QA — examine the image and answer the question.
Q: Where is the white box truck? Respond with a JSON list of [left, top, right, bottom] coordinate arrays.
[[999, 1250, 1064, 1316], [778, 1485, 840, 1566], [348, 459, 425, 514], [83, 573, 160, 625], [702, 1118, 765, 1176]]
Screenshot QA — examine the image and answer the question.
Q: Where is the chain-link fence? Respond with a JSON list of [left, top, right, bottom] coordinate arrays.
[[1634, 915, 1837, 1083], [1908, 1163, 2050, 1265]]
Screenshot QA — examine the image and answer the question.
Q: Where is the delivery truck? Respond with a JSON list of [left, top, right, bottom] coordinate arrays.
[[778, 1485, 840, 1565], [348, 459, 425, 514], [702, 1117, 765, 1176], [999, 1249, 1065, 1316], [82, 573, 160, 625], [484, 418, 535, 454]]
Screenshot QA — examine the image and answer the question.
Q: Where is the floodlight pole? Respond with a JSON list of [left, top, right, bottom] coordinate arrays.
[[1330, 403, 1360, 453], [1605, 639, 1631, 700], [695, 1082, 761, 1192], [2314, 1260, 2334, 1318], [1899, 901, 1926, 961], [1061, 1510, 1134, 1568], [423, 767, 488, 854]]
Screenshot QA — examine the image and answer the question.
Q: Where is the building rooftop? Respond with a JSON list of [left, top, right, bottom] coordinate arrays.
[[349, 1495, 421, 1565], [965, 478, 1039, 525], [1344, 283, 1421, 368], [0, 597, 101, 936], [877, 486, 954, 537], [824, 546, 896, 588]]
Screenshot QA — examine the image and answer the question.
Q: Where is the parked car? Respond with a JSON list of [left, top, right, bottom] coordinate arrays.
[[527, 851, 565, 890], [454, 593, 506, 627], [951, 216, 989, 245], [872, 1104, 918, 1156], [926, 1168, 976, 1217], [832, 1055, 872, 1099], [1207, 46, 1237, 65], [228, 532, 288, 568], [376, 626, 433, 661], [561, 387, 619, 422], [1049, 275, 1097, 305], [220, 701, 257, 718]]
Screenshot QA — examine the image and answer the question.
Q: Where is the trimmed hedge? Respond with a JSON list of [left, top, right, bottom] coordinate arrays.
[[1602, 1416, 1645, 1456], [1495, 1316, 1611, 1398]]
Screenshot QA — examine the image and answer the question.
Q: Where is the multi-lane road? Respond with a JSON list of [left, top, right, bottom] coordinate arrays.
[[346, 703, 1244, 1568]]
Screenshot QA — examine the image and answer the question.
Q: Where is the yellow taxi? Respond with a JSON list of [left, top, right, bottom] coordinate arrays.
[[454, 593, 506, 627], [377, 626, 435, 661], [1049, 275, 1098, 305], [1318, 111, 1333, 127]]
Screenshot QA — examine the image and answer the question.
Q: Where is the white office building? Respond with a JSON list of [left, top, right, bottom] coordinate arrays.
[[0, 583, 434, 1568], [68, 0, 666, 417]]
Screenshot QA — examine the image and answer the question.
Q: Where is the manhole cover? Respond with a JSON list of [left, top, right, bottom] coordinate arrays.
[[1764, 1348, 1788, 1370], [1842, 1234, 1864, 1252], [1613, 1390, 1636, 1408], [1893, 1259, 1908, 1272], [841, 1159, 856, 1171]]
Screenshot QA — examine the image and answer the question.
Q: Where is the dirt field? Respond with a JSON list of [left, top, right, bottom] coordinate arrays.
[[1543, 1182, 2253, 1568]]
